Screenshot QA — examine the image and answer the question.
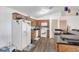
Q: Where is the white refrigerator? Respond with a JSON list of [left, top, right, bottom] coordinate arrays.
[[12, 20, 31, 50]]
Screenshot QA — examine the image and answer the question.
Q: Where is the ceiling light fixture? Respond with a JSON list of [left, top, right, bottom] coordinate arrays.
[[37, 8, 50, 15]]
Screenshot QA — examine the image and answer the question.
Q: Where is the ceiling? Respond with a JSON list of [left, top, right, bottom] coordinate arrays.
[[8, 6, 79, 18]]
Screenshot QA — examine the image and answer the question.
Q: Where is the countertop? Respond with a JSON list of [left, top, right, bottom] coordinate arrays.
[[54, 34, 79, 46], [60, 35, 79, 40]]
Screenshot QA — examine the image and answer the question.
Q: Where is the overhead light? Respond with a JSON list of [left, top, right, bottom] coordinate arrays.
[[37, 8, 50, 15]]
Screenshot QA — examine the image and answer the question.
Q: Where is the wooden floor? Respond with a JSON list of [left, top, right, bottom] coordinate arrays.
[[13, 38, 56, 52], [31, 38, 56, 52]]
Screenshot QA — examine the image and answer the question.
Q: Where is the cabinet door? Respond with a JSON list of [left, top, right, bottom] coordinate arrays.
[[32, 31, 36, 40], [31, 20, 37, 26], [58, 44, 79, 52]]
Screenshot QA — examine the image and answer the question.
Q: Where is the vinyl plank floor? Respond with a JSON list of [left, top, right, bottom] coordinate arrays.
[[32, 38, 56, 52], [13, 38, 56, 52]]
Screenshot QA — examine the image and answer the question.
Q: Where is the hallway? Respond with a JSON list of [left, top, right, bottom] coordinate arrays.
[[32, 38, 56, 52]]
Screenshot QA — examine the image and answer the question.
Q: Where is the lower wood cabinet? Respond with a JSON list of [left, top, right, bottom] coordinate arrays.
[[31, 31, 36, 40], [57, 44, 79, 52]]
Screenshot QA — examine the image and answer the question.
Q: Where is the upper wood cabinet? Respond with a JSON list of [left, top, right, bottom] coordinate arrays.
[[31, 20, 49, 26], [31, 19, 37, 26], [12, 12, 32, 21]]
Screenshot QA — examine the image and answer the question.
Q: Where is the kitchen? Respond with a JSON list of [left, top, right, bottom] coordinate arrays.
[[0, 6, 79, 52]]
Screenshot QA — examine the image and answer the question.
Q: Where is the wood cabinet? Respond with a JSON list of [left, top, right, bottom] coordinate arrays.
[[31, 20, 37, 26], [57, 44, 79, 52], [31, 20, 49, 39], [31, 20, 49, 26], [31, 31, 36, 40], [39, 20, 49, 26]]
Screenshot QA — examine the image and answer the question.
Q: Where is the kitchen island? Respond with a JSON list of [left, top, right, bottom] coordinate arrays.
[[54, 34, 79, 52]]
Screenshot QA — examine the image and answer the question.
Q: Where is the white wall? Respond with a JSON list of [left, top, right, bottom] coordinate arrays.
[[49, 12, 61, 38], [67, 16, 79, 29], [0, 7, 12, 47], [60, 16, 79, 29]]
